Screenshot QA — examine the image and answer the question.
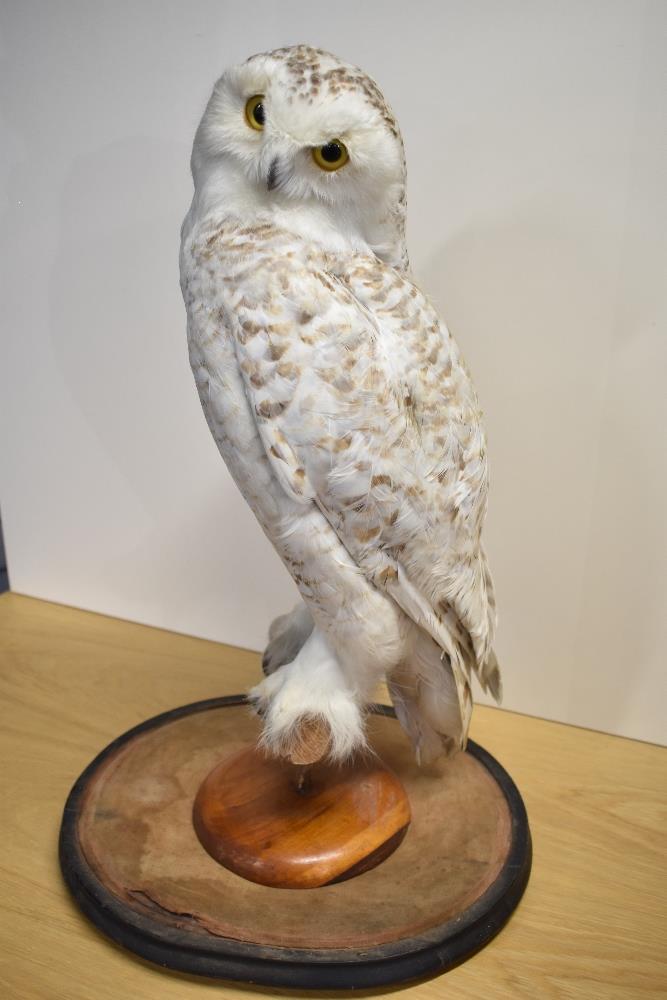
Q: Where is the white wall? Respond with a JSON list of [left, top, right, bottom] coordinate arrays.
[[1, 1, 665, 744]]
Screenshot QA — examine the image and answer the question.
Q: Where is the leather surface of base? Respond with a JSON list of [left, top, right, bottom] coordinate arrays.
[[60, 697, 532, 989]]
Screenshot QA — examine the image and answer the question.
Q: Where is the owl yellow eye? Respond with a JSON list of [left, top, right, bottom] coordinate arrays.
[[312, 140, 349, 171], [245, 95, 265, 130]]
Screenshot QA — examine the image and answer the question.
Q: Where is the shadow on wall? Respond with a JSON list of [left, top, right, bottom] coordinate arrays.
[[416, 206, 662, 739], [0, 514, 8, 592]]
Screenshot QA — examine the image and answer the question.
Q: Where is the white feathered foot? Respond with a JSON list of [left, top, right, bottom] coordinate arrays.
[[250, 626, 366, 765]]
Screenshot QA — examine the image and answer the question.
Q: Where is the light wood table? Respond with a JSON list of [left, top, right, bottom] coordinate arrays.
[[0, 592, 665, 999]]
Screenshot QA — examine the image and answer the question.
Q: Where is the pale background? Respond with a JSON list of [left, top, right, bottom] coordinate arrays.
[[1, 1, 665, 744]]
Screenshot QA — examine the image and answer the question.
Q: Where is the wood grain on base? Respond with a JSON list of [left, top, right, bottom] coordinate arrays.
[[285, 715, 331, 765], [192, 746, 411, 888]]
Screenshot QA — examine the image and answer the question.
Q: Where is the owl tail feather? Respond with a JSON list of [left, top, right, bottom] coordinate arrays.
[[386, 565, 501, 759], [388, 630, 469, 765], [479, 647, 503, 702], [386, 568, 472, 741]]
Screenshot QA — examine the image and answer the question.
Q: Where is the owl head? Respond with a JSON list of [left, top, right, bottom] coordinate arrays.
[[190, 45, 409, 271]]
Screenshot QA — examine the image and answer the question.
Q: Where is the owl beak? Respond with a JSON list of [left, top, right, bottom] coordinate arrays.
[[266, 158, 279, 191]]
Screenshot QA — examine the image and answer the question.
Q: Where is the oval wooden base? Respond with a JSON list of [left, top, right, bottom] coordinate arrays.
[[193, 747, 411, 888], [59, 696, 531, 990]]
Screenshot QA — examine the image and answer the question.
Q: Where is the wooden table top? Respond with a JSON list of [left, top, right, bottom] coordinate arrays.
[[0, 591, 665, 999]]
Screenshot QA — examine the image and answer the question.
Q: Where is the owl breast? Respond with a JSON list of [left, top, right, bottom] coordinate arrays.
[[183, 216, 492, 656]]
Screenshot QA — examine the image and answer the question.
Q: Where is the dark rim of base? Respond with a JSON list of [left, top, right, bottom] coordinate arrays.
[[59, 695, 532, 991]]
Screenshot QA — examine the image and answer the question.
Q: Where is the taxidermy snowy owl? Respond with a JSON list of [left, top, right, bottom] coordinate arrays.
[[180, 45, 501, 766]]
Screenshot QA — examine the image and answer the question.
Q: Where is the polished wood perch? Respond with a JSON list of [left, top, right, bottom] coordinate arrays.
[[193, 736, 412, 889]]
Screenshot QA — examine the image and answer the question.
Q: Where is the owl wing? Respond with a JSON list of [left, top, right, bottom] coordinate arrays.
[[229, 250, 500, 724]]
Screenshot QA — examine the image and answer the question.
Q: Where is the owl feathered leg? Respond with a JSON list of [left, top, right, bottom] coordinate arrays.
[[249, 500, 411, 762], [262, 602, 313, 676]]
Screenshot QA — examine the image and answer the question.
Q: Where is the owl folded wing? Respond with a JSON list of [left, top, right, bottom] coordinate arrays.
[[230, 257, 500, 712]]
